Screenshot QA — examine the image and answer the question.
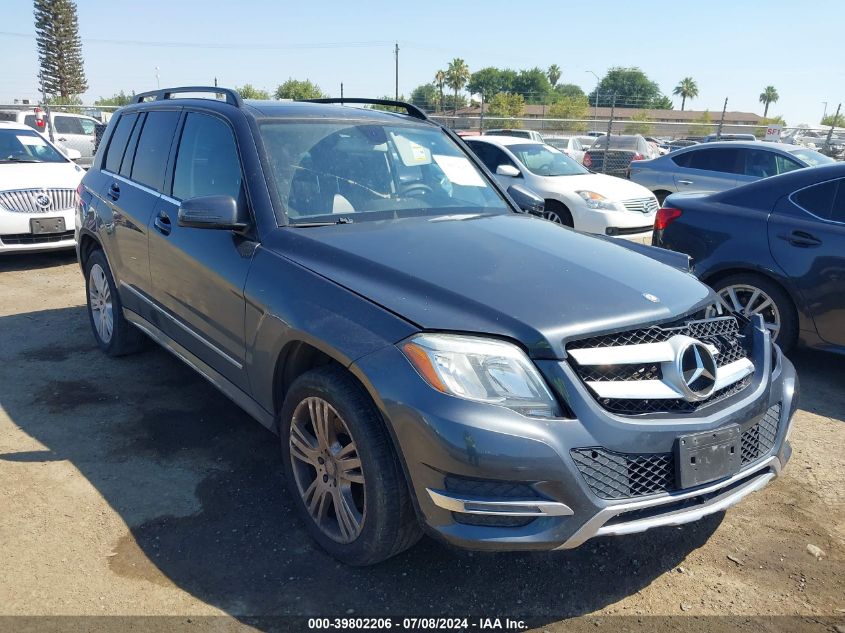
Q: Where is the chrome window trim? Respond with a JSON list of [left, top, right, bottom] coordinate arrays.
[[121, 282, 243, 370], [787, 177, 845, 226], [101, 169, 163, 198]]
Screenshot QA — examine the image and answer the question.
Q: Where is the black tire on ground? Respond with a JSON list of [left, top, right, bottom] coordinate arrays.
[[710, 272, 798, 353], [543, 201, 574, 227], [279, 366, 422, 566], [654, 190, 672, 205], [84, 249, 146, 356]]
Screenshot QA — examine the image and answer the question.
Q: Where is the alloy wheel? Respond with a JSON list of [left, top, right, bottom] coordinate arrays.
[[288, 397, 366, 544], [707, 284, 781, 340], [88, 263, 114, 344], [543, 210, 563, 224]]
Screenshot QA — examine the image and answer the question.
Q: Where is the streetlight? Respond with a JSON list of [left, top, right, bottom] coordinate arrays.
[[586, 70, 600, 128], [822, 101, 828, 123], [155, 66, 160, 90]]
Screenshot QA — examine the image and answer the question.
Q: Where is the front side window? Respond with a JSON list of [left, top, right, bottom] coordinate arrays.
[[0, 128, 66, 163], [261, 121, 509, 224], [173, 113, 242, 201], [131, 110, 180, 191], [508, 143, 588, 177], [465, 142, 516, 173]]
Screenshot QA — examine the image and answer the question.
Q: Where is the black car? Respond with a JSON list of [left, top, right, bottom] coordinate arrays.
[[76, 87, 797, 565], [653, 163, 845, 354]]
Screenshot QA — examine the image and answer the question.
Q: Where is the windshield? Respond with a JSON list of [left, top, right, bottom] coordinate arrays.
[[260, 120, 509, 224], [0, 129, 66, 163], [789, 148, 836, 167], [591, 136, 639, 150], [509, 143, 589, 177]]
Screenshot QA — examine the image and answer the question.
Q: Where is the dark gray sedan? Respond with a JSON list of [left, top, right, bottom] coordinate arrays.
[[630, 141, 834, 204]]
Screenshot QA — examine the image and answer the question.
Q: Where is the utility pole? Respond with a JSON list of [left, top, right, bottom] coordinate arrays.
[[340, 82, 344, 102], [825, 103, 841, 153], [155, 66, 160, 89], [603, 93, 616, 175], [822, 101, 828, 122], [214, 77, 218, 87], [38, 70, 55, 143], [479, 92, 484, 134], [394, 42, 399, 101], [716, 97, 728, 140]]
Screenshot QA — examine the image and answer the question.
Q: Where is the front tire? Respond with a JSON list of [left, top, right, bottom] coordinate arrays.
[[84, 249, 146, 356], [280, 366, 422, 565], [543, 202, 573, 227]]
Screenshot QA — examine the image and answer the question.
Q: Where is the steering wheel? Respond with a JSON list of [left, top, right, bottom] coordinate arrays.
[[400, 182, 435, 199]]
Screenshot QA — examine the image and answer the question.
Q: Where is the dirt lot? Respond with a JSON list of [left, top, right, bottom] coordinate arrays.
[[0, 251, 843, 632]]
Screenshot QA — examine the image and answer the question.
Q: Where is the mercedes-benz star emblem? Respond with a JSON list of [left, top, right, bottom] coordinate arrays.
[[678, 342, 718, 400], [35, 193, 51, 210]]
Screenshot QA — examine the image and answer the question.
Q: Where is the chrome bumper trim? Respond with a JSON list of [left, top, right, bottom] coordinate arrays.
[[426, 489, 574, 517], [556, 455, 781, 549]]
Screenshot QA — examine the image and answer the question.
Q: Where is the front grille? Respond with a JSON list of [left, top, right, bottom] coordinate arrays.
[[445, 475, 539, 528], [622, 196, 659, 214], [0, 230, 75, 245], [0, 188, 75, 213], [571, 402, 781, 500], [568, 315, 752, 416]]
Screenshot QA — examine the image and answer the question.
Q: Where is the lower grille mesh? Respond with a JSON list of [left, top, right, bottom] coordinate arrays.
[[572, 402, 781, 500]]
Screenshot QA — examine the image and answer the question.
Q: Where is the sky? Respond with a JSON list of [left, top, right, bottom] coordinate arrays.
[[2, 0, 844, 126]]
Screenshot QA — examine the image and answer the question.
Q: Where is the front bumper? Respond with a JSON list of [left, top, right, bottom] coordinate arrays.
[[573, 204, 656, 238], [0, 207, 76, 253], [350, 324, 797, 551]]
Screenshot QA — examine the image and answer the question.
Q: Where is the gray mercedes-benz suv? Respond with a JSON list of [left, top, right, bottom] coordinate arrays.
[[76, 87, 798, 565]]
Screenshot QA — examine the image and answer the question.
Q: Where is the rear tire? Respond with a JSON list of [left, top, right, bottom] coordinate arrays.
[[708, 273, 797, 352], [84, 249, 146, 356], [279, 366, 422, 565]]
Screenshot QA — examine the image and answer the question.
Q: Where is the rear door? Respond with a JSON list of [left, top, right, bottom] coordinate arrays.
[[671, 147, 741, 192], [147, 111, 255, 389], [768, 177, 845, 346]]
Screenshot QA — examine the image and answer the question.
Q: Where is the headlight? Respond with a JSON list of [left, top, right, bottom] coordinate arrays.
[[576, 190, 618, 211], [401, 333, 562, 418]]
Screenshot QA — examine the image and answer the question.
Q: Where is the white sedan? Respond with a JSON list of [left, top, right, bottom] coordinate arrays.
[[0, 121, 83, 254], [465, 135, 659, 240]]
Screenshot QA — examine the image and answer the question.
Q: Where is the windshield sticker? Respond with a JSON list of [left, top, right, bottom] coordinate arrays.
[[17, 135, 47, 146], [432, 154, 486, 187], [391, 133, 432, 166]]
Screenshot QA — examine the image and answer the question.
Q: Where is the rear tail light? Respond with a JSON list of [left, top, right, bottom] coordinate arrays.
[[583, 153, 593, 168], [76, 183, 84, 207], [654, 207, 682, 230], [631, 153, 644, 161]]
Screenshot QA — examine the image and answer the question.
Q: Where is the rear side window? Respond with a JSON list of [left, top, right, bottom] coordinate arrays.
[[675, 148, 740, 174], [739, 149, 778, 178], [172, 113, 242, 200], [104, 113, 138, 173], [793, 179, 843, 222], [131, 111, 180, 191], [54, 115, 83, 135]]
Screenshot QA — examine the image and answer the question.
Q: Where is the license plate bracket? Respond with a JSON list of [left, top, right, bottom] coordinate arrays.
[[30, 217, 66, 234], [676, 425, 741, 489]]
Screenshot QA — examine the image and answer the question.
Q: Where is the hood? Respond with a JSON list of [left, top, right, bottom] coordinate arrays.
[[535, 172, 655, 201], [265, 213, 712, 359], [0, 162, 83, 192]]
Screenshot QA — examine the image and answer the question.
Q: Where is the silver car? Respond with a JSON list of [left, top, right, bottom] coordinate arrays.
[[629, 141, 834, 203]]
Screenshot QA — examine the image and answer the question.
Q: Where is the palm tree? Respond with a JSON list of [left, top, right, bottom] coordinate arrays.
[[759, 86, 779, 118], [445, 58, 470, 116], [434, 70, 446, 112], [547, 64, 562, 87], [672, 77, 699, 111]]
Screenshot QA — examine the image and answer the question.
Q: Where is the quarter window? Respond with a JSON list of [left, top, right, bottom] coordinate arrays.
[[104, 113, 138, 174], [775, 154, 803, 174], [130, 111, 180, 191], [173, 113, 242, 201]]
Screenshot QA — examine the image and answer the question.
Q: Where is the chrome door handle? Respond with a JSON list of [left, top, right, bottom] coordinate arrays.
[[678, 179, 693, 185]]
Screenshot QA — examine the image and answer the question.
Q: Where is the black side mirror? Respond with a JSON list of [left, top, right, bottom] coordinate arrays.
[[177, 195, 247, 230], [507, 184, 544, 216]]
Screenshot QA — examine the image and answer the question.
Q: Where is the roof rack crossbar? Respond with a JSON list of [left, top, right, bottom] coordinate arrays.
[[133, 86, 243, 107], [301, 98, 428, 121]]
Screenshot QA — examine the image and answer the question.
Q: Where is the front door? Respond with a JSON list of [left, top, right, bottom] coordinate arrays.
[[147, 111, 256, 390], [768, 177, 845, 347]]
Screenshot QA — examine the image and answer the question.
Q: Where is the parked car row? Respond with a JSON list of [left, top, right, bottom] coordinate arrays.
[[0, 108, 101, 167]]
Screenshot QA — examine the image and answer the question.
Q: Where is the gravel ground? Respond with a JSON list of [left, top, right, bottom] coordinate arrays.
[[0, 251, 843, 633]]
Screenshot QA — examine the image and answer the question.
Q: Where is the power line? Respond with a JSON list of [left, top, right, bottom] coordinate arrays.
[[0, 31, 393, 50]]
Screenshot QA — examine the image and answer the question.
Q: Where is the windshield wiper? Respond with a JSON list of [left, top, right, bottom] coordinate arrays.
[[1, 157, 40, 163], [288, 217, 354, 227]]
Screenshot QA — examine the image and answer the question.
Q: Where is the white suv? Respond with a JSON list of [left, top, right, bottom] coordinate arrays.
[[0, 122, 83, 253], [0, 109, 99, 167]]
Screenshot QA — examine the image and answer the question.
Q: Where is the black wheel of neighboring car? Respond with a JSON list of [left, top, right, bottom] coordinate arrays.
[[84, 249, 146, 356], [706, 273, 797, 352], [543, 202, 573, 227], [654, 190, 671, 205], [280, 366, 422, 566]]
